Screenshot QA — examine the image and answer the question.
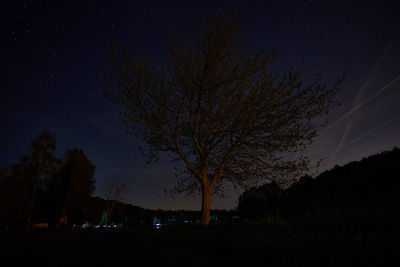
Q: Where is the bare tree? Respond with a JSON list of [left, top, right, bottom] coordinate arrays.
[[101, 177, 129, 226], [103, 11, 344, 225]]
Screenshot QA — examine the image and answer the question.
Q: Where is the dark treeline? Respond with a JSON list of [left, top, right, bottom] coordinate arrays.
[[0, 130, 96, 230], [87, 198, 238, 227], [2, 129, 399, 230], [0, 129, 237, 230], [238, 147, 400, 228]]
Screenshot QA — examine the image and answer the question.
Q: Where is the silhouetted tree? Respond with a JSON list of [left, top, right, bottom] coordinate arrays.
[[52, 148, 96, 225], [0, 166, 32, 230], [15, 130, 57, 228], [29, 130, 57, 187], [238, 181, 282, 220], [101, 177, 129, 225], [103, 11, 344, 225]]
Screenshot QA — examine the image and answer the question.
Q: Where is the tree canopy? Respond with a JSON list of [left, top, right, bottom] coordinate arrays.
[[104, 11, 344, 225]]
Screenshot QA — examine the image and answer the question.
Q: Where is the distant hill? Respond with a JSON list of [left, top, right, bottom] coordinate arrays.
[[238, 147, 400, 226]]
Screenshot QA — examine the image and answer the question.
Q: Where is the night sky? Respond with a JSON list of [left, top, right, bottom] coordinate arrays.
[[2, 0, 400, 211]]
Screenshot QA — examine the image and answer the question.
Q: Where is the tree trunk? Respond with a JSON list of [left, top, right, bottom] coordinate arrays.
[[200, 187, 212, 226]]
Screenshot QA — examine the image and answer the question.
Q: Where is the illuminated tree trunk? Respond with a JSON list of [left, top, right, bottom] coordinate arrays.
[[201, 184, 212, 226]]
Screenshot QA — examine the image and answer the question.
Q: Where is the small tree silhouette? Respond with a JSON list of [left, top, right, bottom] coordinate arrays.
[[101, 177, 129, 226]]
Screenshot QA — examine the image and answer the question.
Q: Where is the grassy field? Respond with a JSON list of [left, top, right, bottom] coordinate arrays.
[[1, 223, 399, 266]]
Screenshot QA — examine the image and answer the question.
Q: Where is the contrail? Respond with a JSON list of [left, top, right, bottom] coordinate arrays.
[[327, 35, 399, 165], [326, 74, 400, 165], [326, 74, 400, 129], [328, 121, 352, 166], [337, 114, 400, 153]]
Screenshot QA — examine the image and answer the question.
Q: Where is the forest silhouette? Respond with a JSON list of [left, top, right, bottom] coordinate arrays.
[[1, 129, 399, 230], [1, 132, 400, 267], [238, 147, 400, 228]]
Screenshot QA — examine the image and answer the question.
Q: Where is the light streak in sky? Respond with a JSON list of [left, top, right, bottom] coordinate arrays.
[[326, 74, 400, 165], [335, 114, 400, 153], [327, 74, 400, 129], [327, 36, 400, 166], [328, 122, 352, 166]]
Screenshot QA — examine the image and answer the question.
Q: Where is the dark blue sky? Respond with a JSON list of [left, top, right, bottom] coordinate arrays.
[[1, 0, 400, 210]]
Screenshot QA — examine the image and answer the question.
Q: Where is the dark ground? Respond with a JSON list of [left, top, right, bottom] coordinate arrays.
[[1, 224, 399, 267]]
